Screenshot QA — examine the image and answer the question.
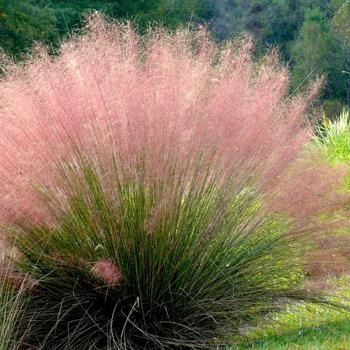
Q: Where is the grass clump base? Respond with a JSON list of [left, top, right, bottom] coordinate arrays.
[[8, 160, 323, 350]]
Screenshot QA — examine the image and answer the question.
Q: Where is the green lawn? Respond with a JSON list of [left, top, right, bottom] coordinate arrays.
[[230, 276, 350, 350]]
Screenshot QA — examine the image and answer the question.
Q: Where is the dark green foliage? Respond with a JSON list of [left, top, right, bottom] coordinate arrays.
[[205, 0, 350, 115], [0, 0, 58, 57], [290, 7, 349, 106], [290, 8, 336, 93], [0, 0, 202, 58]]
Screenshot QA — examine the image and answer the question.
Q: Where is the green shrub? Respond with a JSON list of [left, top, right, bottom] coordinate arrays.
[[313, 109, 350, 164], [312, 109, 350, 192]]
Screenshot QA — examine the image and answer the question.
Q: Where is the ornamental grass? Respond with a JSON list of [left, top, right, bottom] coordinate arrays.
[[0, 14, 345, 350]]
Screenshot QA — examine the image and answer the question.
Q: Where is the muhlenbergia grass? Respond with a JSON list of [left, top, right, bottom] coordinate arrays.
[[0, 14, 346, 349]]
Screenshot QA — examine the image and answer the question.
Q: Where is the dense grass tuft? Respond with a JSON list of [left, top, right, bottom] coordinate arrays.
[[313, 110, 350, 164], [311, 109, 350, 193], [0, 14, 346, 349], [8, 160, 331, 349]]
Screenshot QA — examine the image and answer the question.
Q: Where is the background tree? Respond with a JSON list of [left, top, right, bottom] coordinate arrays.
[[290, 8, 338, 96], [331, 0, 350, 106], [0, 0, 203, 58], [0, 0, 57, 57]]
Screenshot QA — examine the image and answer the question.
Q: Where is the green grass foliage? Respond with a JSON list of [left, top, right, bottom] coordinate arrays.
[[3, 159, 329, 350]]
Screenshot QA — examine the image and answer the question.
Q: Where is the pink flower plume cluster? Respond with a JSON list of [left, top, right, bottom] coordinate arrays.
[[0, 14, 342, 236], [91, 260, 123, 287]]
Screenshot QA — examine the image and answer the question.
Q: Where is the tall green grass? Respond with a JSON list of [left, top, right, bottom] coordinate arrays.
[[6, 160, 330, 350], [0, 260, 27, 350]]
